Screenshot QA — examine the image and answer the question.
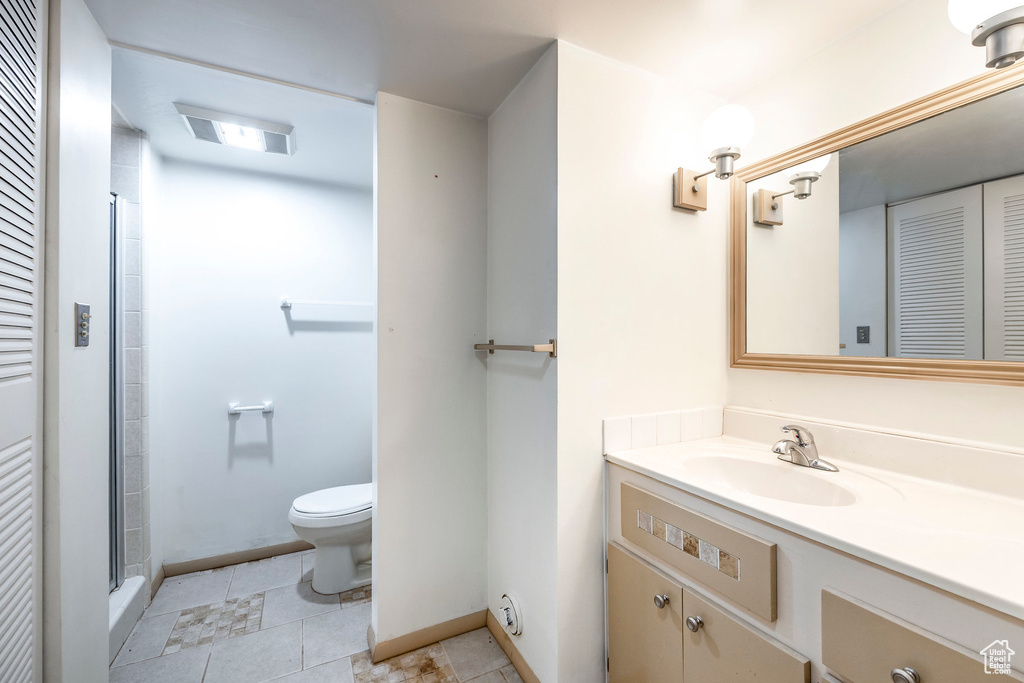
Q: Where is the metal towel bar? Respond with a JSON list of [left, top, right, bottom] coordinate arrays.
[[474, 339, 557, 358]]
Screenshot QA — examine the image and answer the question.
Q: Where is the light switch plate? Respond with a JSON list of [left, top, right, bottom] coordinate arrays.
[[74, 302, 91, 347]]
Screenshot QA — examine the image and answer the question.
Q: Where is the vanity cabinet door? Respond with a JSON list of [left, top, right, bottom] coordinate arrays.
[[608, 543, 684, 683], [682, 588, 810, 683]]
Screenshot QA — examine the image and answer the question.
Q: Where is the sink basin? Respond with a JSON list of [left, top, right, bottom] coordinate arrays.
[[682, 455, 857, 507]]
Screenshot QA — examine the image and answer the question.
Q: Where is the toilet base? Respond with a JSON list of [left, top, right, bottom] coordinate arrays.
[[310, 545, 372, 595]]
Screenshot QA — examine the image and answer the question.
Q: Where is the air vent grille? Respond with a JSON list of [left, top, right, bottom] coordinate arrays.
[[263, 131, 289, 155], [174, 104, 294, 155], [184, 116, 219, 144]]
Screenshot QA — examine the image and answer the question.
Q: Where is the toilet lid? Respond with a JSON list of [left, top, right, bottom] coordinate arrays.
[[292, 483, 372, 516]]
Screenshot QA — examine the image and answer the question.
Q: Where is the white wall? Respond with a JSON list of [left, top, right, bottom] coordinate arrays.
[[555, 42, 726, 682], [150, 160, 373, 563], [727, 0, 1024, 447], [374, 93, 488, 642], [746, 162, 840, 355], [43, 0, 111, 679], [486, 44, 558, 681], [839, 205, 887, 357]]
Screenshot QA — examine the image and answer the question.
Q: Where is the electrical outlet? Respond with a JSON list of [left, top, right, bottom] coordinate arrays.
[[856, 326, 870, 344]]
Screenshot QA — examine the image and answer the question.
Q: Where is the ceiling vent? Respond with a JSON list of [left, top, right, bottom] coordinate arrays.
[[174, 103, 295, 155]]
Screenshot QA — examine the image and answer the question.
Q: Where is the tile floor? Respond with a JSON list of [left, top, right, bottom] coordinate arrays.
[[110, 551, 521, 683]]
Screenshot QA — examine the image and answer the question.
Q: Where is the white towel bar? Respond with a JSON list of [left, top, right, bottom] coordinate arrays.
[[227, 401, 274, 415], [280, 297, 373, 309]]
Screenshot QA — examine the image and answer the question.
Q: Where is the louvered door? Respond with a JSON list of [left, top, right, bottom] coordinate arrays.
[[888, 186, 983, 359], [983, 174, 1024, 361], [0, 0, 43, 681]]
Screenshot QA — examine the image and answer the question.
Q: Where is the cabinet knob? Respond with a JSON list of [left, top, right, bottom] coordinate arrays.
[[891, 668, 920, 683], [685, 615, 704, 632], [653, 594, 670, 609]]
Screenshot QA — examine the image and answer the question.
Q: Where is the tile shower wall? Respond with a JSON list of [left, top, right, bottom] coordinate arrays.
[[111, 126, 152, 592]]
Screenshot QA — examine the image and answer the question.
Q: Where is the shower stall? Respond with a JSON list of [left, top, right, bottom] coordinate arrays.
[[109, 193, 124, 592]]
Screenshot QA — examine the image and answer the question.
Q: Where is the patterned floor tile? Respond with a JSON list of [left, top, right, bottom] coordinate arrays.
[[339, 585, 371, 609], [163, 592, 264, 654]]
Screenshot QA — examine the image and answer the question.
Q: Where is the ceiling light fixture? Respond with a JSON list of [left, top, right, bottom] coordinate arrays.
[[752, 154, 832, 227], [949, 0, 1024, 68], [174, 104, 296, 155], [673, 104, 754, 211]]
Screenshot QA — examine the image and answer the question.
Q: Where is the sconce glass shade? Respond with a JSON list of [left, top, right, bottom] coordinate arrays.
[[948, 0, 1022, 33], [786, 154, 832, 179], [700, 105, 754, 153]]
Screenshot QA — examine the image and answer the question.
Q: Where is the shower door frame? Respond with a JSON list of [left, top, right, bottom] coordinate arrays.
[[110, 193, 125, 591]]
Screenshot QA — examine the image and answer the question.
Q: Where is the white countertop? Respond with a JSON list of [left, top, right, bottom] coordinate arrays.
[[606, 436, 1024, 622]]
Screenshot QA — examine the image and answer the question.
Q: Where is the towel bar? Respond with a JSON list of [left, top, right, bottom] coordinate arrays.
[[227, 401, 274, 415], [474, 339, 557, 358]]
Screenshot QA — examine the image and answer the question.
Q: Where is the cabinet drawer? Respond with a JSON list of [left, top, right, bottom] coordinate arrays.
[[683, 587, 809, 683], [608, 543, 683, 683], [620, 482, 777, 621], [822, 589, 1023, 682]]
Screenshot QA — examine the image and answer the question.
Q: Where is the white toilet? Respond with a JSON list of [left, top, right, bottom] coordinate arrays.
[[289, 483, 372, 595]]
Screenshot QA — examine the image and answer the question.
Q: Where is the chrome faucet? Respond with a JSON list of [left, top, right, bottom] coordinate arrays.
[[772, 425, 839, 472]]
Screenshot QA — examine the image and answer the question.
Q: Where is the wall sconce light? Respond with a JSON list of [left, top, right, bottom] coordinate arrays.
[[949, 0, 1024, 68], [674, 104, 754, 211], [753, 154, 832, 226]]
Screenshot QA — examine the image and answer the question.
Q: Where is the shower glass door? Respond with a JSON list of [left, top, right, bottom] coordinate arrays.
[[110, 193, 125, 591]]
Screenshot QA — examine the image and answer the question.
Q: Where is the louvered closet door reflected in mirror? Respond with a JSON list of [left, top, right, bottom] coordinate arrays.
[[887, 186, 984, 360], [984, 175, 1024, 361]]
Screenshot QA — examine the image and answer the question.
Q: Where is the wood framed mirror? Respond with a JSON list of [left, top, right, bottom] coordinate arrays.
[[730, 65, 1024, 386]]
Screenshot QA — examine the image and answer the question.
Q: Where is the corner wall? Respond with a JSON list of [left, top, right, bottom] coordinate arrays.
[[726, 0, 1024, 446], [374, 93, 488, 642], [485, 44, 558, 681], [43, 0, 111, 679], [555, 42, 727, 681]]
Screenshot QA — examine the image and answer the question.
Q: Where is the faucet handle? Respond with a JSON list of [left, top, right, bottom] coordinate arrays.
[[781, 424, 814, 446]]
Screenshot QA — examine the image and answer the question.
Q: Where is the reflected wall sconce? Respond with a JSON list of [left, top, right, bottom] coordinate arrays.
[[673, 104, 754, 211], [949, 0, 1024, 68], [752, 155, 832, 227]]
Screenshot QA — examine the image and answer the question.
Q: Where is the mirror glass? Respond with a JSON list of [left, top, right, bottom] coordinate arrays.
[[745, 85, 1024, 360]]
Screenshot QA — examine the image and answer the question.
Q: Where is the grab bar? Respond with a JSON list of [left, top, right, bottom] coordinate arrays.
[[474, 339, 557, 358], [227, 401, 274, 415]]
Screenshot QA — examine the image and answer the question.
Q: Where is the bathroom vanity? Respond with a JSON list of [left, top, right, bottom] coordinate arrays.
[[604, 408, 1024, 683]]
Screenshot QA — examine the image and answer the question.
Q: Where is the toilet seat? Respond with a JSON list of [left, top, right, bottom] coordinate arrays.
[[290, 483, 371, 520]]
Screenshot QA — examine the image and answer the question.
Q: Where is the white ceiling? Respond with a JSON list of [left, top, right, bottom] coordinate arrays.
[[112, 47, 374, 187], [86, 0, 910, 118], [839, 84, 1024, 214]]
